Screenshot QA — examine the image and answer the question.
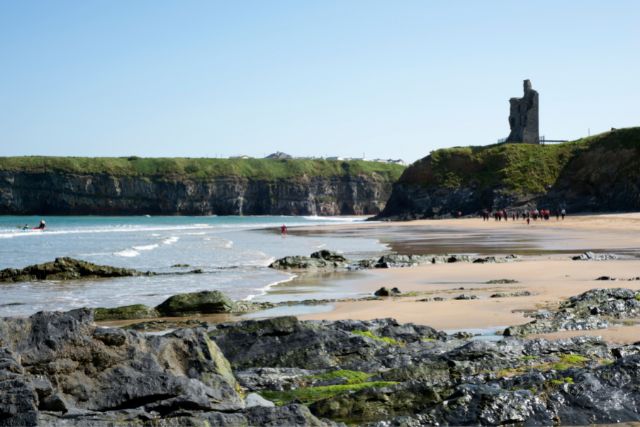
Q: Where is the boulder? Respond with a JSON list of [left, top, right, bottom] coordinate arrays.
[[155, 290, 235, 316]]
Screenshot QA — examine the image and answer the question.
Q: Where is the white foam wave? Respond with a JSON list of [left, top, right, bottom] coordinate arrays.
[[0, 224, 214, 239], [302, 216, 366, 222], [162, 236, 179, 245], [132, 244, 159, 251], [243, 273, 297, 301], [114, 249, 140, 257]]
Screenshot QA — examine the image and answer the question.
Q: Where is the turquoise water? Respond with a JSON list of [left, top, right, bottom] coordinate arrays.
[[0, 216, 386, 316]]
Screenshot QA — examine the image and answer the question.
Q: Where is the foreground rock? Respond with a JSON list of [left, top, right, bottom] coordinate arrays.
[[0, 257, 148, 283], [208, 315, 640, 425], [0, 309, 336, 426], [505, 287, 640, 336], [6, 304, 640, 425]]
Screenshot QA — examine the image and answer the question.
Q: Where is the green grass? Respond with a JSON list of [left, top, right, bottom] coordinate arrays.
[[398, 127, 640, 196], [550, 376, 574, 386], [0, 156, 405, 182], [352, 330, 403, 346], [551, 354, 589, 371], [259, 381, 397, 406], [496, 353, 590, 378], [308, 370, 373, 385]]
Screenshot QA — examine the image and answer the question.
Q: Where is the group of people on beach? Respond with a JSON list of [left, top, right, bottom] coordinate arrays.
[[480, 208, 566, 224]]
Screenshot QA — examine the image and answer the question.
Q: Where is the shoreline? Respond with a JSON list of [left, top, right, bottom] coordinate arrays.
[[268, 213, 640, 343]]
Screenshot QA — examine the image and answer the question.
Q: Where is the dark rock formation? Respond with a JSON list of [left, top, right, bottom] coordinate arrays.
[[504, 287, 640, 336], [0, 257, 145, 283], [0, 168, 399, 216], [7, 300, 640, 425], [506, 79, 539, 144], [0, 309, 339, 427], [373, 287, 401, 297], [269, 250, 348, 270], [270, 251, 520, 271], [207, 315, 640, 425]]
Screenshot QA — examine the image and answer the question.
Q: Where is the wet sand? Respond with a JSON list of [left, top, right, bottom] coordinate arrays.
[[287, 213, 640, 343]]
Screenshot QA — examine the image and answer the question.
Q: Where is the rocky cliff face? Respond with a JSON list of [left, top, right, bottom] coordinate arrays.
[[378, 127, 640, 219], [0, 171, 395, 216]]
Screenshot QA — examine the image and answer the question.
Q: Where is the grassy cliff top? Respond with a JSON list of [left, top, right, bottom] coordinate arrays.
[[0, 156, 405, 181], [399, 127, 640, 195]]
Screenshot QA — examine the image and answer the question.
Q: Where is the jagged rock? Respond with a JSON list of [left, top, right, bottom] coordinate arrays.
[[0, 309, 244, 424], [0, 257, 147, 283], [572, 251, 618, 261], [155, 290, 235, 316], [374, 287, 401, 297], [209, 317, 444, 371], [504, 288, 640, 336]]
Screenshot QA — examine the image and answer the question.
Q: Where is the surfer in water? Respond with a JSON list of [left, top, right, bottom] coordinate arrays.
[[35, 219, 46, 230]]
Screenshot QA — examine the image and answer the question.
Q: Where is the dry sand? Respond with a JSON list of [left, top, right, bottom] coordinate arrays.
[[294, 213, 640, 344]]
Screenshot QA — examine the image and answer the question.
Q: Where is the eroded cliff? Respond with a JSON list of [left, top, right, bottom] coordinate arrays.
[[0, 158, 404, 215]]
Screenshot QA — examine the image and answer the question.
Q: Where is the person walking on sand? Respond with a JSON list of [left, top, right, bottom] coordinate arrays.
[[280, 224, 288, 236], [561, 208, 566, 220]]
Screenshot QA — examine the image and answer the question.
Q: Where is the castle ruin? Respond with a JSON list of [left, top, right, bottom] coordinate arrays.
[[506, 79, 539, 144]]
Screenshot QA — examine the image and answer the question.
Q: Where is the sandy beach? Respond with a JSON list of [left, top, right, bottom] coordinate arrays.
[[290, 213, 640, 343]]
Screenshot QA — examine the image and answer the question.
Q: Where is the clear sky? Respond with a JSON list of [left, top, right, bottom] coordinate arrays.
[[1, 1, 638, 162]]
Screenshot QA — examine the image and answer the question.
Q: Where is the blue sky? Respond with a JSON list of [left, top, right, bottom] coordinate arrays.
[[1, 1, 638, 162]]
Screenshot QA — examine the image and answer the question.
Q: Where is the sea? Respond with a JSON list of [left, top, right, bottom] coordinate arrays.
[[0, 216, 387, 317]]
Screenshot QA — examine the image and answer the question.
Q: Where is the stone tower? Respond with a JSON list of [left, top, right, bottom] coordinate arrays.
[[506, 79, 539, 144]]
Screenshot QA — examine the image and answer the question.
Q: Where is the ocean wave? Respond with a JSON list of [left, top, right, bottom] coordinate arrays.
[[302, 215, 366, 222], [162, 236, 179, 245], [243, 273, 297, 301], [132, 244, 159, 251], [114, 249, 140, 257], [0, 224, 214, 239]]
